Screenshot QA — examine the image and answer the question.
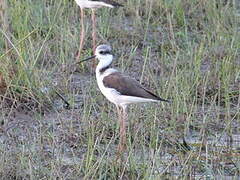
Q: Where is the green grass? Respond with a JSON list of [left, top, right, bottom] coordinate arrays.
[[0, 0, 240, 179]]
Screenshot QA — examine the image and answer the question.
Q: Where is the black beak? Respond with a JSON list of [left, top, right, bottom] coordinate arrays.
[[78, 55, 96, 63]]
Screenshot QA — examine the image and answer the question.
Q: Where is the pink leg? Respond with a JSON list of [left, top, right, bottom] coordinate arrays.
[[117, 105, 127, 155], [76, 8, 85, 61], [91, 9, 97, 68]]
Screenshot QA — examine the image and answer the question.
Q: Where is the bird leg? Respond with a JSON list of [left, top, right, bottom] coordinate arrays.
[[91, 9, 97, 69], [76, 8, 85, 61], [117, 105, 127, 154]]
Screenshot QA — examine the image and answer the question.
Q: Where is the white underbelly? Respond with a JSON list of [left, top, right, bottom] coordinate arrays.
[[98, 82, 120, 104], [75, 0, 114, 8]]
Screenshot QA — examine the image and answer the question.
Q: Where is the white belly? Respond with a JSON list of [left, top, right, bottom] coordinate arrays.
[[96, 69, 120, 105], [75, 0, 114, 8]]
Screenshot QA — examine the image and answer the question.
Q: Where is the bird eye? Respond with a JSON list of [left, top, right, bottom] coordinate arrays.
[[98, 50, 111, 55]]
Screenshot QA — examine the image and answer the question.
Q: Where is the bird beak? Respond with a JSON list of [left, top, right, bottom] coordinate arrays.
[[78, 55, 96, 63]]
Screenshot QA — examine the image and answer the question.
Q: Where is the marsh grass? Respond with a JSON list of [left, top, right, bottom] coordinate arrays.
[[0, 0, 240, 179]]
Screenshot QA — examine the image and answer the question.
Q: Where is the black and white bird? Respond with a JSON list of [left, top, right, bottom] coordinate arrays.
[[81, 44, 169, 153], [74, 0, 123, 63]]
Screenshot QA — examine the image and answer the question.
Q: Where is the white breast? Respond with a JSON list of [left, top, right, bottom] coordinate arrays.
[[75, 0, 114, 9], [96, 68, 122, 105]]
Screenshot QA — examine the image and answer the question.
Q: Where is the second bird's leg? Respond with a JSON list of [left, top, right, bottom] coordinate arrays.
[[76, 8, 85, 61], [91, 9, 97, 68]]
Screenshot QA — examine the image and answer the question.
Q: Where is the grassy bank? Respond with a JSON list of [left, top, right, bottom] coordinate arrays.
[[0, 0, 240, 179]]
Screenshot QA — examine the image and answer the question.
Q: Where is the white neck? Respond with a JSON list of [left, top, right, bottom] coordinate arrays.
[[96, 55, 113, 74]]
